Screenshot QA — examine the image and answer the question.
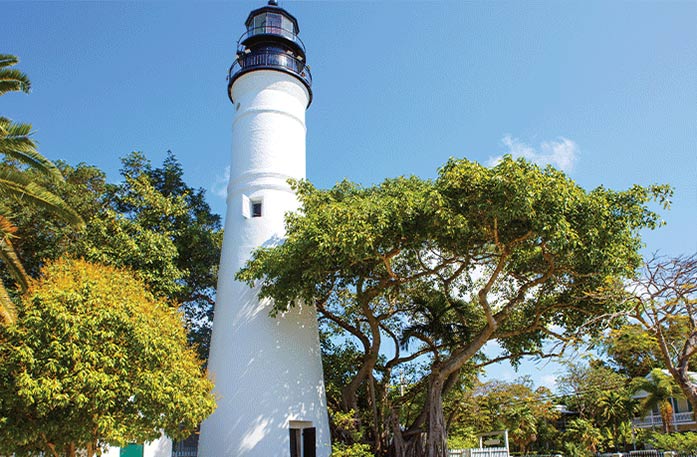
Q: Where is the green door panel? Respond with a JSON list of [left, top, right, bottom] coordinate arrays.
[[120, 444, 144, 457]]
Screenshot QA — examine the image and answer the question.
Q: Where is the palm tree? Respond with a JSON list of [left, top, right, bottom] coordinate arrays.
[[597, 390, 635, 450], [564, 418, 602, 455], [508, 404, 539, 454], [632, 368, 683, 433], [0, 54, 83, 324]]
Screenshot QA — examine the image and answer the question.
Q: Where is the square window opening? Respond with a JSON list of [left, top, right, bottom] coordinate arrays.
[[252, 201, 263, 218]]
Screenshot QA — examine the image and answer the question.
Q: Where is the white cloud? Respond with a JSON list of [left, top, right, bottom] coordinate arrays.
[[539, 374, 558, 391], [210, 166, 230, 199], [487, 135, 579, 172]]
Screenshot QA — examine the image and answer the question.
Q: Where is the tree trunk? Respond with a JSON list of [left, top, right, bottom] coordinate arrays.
[[63, 442, 76, 457], [391, 408, 405, 457], [660, 401, 674, 433], [676, 330, 697, 413], [368, 372, 382, 454], [339, 292, 382, 416], [402, 375, 448, 457], [425, 378, 448, 457], [677, 375, 697, 416], [658, 325, 697, 415], [45, 442, 60, 457]]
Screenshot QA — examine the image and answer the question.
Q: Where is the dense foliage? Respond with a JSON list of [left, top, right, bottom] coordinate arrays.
[[648, 431, 697, 453], [239, 156, 669, 456], [441, 377, 559, 453], [0, 258, 216, 457], [4, 152, 222, 358]]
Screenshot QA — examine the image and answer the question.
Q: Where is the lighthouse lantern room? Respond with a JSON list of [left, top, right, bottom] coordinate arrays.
[[228, 0, 312, 105]]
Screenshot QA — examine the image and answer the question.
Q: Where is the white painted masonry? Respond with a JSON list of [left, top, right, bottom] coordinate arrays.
[[198, 69, 331, 456]]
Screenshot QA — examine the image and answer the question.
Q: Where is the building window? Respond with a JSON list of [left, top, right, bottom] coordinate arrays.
[[252, 201, 262, 218]]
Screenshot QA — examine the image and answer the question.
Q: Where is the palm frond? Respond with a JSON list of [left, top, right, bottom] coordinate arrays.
[[0, 214, 29, 324], [0, 169, 84, 228], [0, 54, 31, 96], [0, 118, 64, 182], [0, 284, 17, 325], [0, 233, 29, 291], [0, 55, 20, 69], [0, 116, 30, 135], [0, 70, 31, 96], [0, 212, 17, 235]]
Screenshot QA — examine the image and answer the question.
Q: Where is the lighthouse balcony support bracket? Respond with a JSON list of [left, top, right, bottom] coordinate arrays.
[[228, 52, 313, 104]]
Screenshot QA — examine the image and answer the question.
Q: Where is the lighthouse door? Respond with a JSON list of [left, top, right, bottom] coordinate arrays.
[[289, 422, 316, 457], [302, 428, 316, 457]]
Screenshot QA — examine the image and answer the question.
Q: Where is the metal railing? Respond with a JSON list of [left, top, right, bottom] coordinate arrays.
[[228, 50, 312, 87], [238, 26, 306, 54], [675, 411, 696, 423], [632, 411, 696, 428], [172, 449, 197, 457]]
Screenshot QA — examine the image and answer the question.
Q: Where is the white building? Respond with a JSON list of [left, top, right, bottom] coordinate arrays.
[[632, 370, 696, 432], [198, 2, 330, 456]]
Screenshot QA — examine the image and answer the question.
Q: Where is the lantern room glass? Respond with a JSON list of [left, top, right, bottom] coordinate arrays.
[[249, 12, 296, 41]]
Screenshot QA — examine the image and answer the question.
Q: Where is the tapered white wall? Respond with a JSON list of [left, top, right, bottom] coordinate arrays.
[[198, 70, 330, 457]]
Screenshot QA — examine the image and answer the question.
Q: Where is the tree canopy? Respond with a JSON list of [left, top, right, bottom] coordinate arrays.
[[4, 152, 222, 359], [238, 156, 669, 457], [0, 257, 216, 457]]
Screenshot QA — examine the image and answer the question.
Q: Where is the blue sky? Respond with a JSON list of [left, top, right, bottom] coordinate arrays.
[[4, 1, 696, 390]]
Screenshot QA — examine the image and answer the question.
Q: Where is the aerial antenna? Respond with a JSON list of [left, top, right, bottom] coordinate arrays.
[[268, 0, 278, 5]]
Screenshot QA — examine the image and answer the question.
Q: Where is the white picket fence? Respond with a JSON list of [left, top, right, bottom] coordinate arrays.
[[628, 452, 680, 457], [449, 447, 510, 457]]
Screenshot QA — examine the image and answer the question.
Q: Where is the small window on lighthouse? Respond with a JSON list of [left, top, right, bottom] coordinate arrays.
[[252, 201, 263, 218], [241, 195, 262, 218]]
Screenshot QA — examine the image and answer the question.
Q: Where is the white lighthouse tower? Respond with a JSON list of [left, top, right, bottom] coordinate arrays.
[[198, 2, 330, 456]]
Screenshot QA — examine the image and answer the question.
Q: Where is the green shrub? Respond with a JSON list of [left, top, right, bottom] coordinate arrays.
[[447, 427, 478, 450], [563, 441, 594, 457], [331, 442, 375, 457], [648, 431, 697, 452]]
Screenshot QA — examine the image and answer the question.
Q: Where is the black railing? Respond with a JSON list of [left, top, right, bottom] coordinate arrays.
[[172, 448, 197, 457], [228, 51, 312, 87], [238, 26, 306, 54]]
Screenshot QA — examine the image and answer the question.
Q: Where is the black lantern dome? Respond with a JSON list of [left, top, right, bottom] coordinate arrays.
[[228, 0, 312, 105]]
